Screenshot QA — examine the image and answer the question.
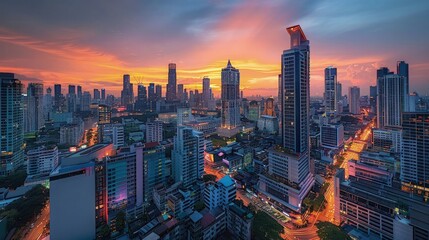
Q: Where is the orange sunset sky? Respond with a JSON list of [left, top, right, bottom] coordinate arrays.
[[0, 1, 428, 97]]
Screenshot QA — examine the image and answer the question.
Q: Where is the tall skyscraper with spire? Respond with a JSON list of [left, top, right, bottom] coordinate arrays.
[[258, 25, 314, 212], [166, 63, 177, 102], [220, 60, 240, 129]]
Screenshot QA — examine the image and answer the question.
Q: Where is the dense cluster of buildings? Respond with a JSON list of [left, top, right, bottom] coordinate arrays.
[[1, 22, 429, 240]]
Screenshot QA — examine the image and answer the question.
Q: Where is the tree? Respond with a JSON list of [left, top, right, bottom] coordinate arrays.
[[0, 169, 27, 189], [97, 221, 111, 239], [194, 201, 205, 211], [115, 211, 126, 233]]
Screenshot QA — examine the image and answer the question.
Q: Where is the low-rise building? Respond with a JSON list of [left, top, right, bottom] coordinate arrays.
[[204, 176, 236, 210], [226, 202, 253, 240]]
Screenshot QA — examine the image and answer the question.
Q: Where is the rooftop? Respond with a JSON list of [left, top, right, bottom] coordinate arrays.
[[189, 211, 203, 223], [218, 175, 235, 188]]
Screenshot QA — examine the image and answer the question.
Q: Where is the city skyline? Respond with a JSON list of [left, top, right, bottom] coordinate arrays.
[[1, 1, 429, 97]]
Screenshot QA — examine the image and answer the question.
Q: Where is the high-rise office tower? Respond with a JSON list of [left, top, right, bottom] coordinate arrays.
[[93, 89, 100, 100], [377, 74, 408, 128], [166, 63, 177, 102], [43, 87, 53, 120], [76, 85, 82, 111], [397, 61, 409, 94], [376, 67, 393, 128], [0, 73, 24, 175], [25, 83, 44, 133], [324, 67, 337, 113], [172, 126, 204, 188], [202, 77, 211, 108], [67, 84, 77, 113], [68, 85, 76, 95], [401, 113, 429, 200], [336, 82, 342, 102], [81, 91, 91, 111], [348, 86, 360, 114], [258, 25, 314, 212], [177, 84, 184, 103], [220, 60, 240, 129], [135, 84, 147, 112], [121, 74, 134, 109], [155, 84, 162, 100], [148, 83, 155, 112], [369, 85, 377, 113], [101, 88, 106, 100], [77, 85, 82, 98]]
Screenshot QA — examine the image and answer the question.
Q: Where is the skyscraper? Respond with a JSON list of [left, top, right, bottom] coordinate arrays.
[[135, 84, 147, 112], [336, 82, 342, 102], [397, 60, 409, 94], [25, 83, 44, 133], [155, 84, 162, 100], [220, 60, 240, 129], [101, 88, 106, 100], [324, 67, 337, 113], [54, 84, 63, 112], [67, 84, 77, 113], [177, 84, 184, 103], [369, 85, 377, 113], [401, 113, 429, 200], [166, 63, 177, 102], [93, 89, 100, 100], [172, 126, 204, 188], [348, 86, 360, 114], [121, 74, 134, 109], [148, 83, 155, 112], [258, 25, 314, 212], [377, 74, 408, 128], [0, 73, 24, 175], [202, 77, 211, 108], [68, 85, 76, 95]]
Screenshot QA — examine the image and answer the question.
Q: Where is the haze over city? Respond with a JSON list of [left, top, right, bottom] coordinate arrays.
[[1, 0, 429, 97]]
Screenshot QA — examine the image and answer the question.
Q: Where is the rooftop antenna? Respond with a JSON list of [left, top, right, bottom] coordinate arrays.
[[133, 75, 143, 85]]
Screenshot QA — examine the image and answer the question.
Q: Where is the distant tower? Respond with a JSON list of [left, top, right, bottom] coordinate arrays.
[[135, 84, 147, 112], [166, 63, 177, 102], [202, 77, 211, 108], [101, 89, 106, 100], [25, 83, 44, 132], [348, 86, 360, 115], [121, 74, 134, 109], [324, 67, 337, 113], [397, 61, 409, 94], [221, 60, 240, 129]]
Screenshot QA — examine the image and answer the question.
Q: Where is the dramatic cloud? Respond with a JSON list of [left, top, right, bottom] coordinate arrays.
[[0, 0, 428, 96]]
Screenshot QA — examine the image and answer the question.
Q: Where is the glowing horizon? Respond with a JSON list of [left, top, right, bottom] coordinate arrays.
[[1, 1, 428, 97]]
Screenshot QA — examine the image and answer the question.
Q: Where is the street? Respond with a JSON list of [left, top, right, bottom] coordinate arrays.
[[22, 202, 50, 240]]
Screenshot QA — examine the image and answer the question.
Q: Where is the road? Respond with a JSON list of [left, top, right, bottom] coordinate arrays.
[[207, 120, 375, 239], [22, 202, 50, 240], [284, 120, 374, 238]]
